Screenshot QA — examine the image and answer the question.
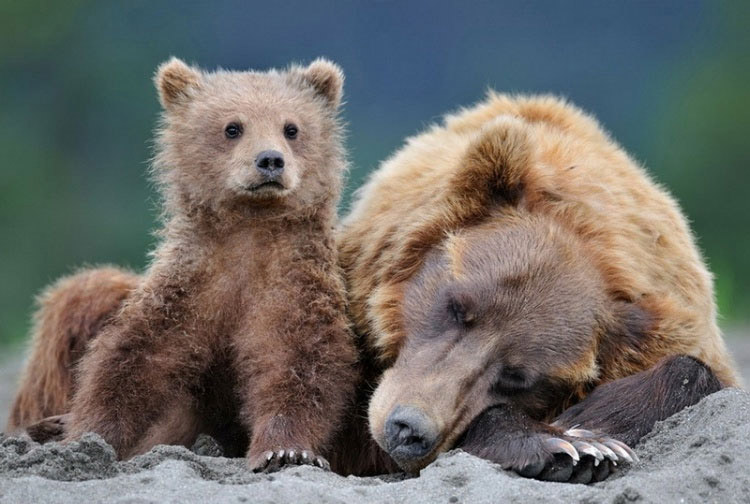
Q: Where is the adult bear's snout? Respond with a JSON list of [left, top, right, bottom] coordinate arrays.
[[384, 405, 439, 463]]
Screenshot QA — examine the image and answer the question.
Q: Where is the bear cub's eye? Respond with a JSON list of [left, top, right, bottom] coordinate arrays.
[[284, 123, 299, 140], [225, 122, 243, 139]]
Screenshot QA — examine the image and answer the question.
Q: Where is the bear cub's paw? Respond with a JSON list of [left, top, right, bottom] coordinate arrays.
[[249, 448, 330, 473], [25, 413, 70, 444]]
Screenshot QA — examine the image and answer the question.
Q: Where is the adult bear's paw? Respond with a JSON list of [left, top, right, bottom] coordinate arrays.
[[457, 407, 637, 483], [248, 448, 330, 473]]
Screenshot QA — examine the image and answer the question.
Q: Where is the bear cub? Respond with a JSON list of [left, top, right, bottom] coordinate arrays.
[[7, 57, 358, 471]]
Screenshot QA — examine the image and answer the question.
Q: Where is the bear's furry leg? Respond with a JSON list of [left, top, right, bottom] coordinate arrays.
[[553, 354, 723, 446], [33, 401, 204, 456], [124, 398, 205, 456], [25, 413, 69, 443], [238, 320, 353, 473], [231, 266, 359, 472], [459, 355, 720, 483], [457, 404, 632, 483], [5, 267, 137, 433], [63, 305, 215, 459]]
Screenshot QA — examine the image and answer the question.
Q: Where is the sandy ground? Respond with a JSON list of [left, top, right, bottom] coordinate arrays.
[[1, 335, 749, 504]]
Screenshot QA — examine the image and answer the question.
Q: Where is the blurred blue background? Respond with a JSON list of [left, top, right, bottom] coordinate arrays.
[[1, 0, 748, 347]]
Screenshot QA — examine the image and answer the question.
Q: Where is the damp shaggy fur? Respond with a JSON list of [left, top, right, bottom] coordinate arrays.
[[7, 57, 358, 470]]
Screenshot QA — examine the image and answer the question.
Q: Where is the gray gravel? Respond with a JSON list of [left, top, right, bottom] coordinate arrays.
[[0, 388, 748, 504], [1, 335, 749, 504]]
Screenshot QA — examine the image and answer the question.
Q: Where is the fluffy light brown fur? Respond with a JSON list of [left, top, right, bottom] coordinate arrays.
[[7, 267, 138, 429], [7, 57, 358, 470], [338, 93, 740, 472], [341, 94, 738, 385]]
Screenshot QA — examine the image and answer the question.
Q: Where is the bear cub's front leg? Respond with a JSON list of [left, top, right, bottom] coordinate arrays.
[[233, 262, 358, 472]]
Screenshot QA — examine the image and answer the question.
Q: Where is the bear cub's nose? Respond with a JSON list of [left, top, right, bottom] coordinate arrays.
[[255, 150, 285, 177], [384, 405, 438, 462]]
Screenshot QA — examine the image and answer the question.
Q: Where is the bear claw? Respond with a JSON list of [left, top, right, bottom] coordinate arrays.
[[544, 437, 579, 464], [572, 440, 604, 464], [590, 440, 617, 461], [517, 428, 637, 483], [557, 428, 639, 482], [565, 428, 638, 463], [250, 448, 330, 472], [603, 439, 637, 463]]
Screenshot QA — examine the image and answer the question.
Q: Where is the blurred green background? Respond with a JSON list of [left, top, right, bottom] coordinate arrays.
[[0, 1, 748, 349]]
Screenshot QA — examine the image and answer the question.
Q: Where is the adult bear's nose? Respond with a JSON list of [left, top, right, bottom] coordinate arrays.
[[384, 405, 439, 462], [255, 150, 285, 176]]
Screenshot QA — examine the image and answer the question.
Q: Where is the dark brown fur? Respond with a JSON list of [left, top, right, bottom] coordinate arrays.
[[6, 58, 358, 471]]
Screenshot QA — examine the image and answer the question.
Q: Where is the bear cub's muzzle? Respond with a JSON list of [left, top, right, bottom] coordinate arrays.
[[249, 149, 286, 191]]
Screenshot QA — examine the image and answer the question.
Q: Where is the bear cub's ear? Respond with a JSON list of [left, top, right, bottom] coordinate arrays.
[[299, 58, 344, 109], [155, 57, 202, 111]]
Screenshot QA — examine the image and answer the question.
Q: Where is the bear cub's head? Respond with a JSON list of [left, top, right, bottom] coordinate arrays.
[[153, 57, 345, 222]]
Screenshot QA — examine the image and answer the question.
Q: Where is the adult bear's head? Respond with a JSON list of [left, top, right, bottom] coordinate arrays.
[[368, 212, 616, 471]]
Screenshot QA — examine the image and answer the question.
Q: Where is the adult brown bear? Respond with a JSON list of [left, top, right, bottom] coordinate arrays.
[[336, 93, 740, 482]]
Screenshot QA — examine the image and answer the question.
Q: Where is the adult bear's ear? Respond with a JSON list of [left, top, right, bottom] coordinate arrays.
[[155, 57, 202, 111], [457, 116, 533, 207], [596, 299, 657, 376], [298, 58, 344, 109], [609, 300, 653, 349]]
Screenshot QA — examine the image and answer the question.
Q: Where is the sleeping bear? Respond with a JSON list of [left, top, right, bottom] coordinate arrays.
[[335, 93, 740, 482]]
